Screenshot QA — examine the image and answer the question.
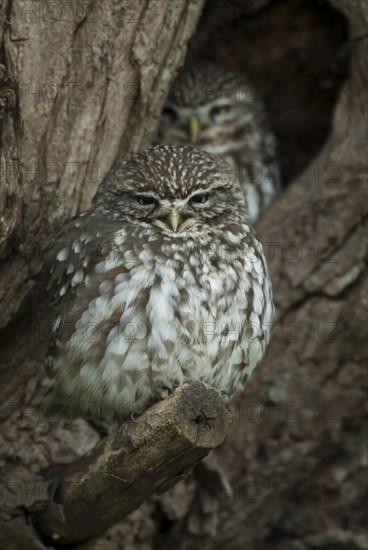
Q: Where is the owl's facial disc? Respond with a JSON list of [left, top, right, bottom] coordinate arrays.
[[146, 186, 229, 234], [159, 99, 242, 148], [128, 192, 192, 233]]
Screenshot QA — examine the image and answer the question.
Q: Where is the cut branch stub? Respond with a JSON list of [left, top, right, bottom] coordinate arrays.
[[31, 381, 231, 546]]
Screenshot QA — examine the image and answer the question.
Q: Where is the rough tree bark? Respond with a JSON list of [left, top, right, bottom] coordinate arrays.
[[0, 0, 367, 549], [0, 0, 206, 547]]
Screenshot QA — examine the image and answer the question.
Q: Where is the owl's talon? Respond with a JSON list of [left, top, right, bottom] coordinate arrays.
[[157, 384, 174, 400]]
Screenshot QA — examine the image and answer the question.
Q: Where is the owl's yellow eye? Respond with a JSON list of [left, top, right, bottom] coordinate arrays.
[[189, 193, 209, 204], [136, 195, 158, 207], [211, 105, 231, 118]]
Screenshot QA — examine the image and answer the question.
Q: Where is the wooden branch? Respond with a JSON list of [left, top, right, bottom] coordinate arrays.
[[31, 382, 231, 546]]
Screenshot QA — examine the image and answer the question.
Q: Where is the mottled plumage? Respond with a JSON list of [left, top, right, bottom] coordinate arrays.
[[157, 61, 280, 223], [45, 145, 274, 419]]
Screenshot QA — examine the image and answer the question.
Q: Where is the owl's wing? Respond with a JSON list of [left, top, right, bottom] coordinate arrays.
[[44, 209, 119, 374], [42, 209, 123, 417], [47, 210, 103, 301]]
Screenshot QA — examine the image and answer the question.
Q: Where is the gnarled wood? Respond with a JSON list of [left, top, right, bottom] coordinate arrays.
[[30, 382, 230, 546]]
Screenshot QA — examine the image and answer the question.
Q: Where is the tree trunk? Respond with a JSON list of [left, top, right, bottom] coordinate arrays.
[[0, 0, 366, 549]]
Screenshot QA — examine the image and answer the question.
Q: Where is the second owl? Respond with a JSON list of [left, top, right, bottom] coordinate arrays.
[[157, 61, 280, 223]]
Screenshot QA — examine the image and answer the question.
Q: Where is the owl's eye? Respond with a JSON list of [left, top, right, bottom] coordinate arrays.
[[162, 106, 178, 122], [189, 193, 209, 205], [136, 195, 158, 207], [210, 105, 232, 119]]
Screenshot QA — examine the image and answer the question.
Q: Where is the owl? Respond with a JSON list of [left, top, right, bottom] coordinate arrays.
[[157, 61, 281, 223], [44, 145, 274, 420]]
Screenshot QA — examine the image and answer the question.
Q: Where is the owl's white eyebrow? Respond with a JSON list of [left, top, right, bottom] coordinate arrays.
[[188, 184, 227, 199], [177, 100, 232, 116], [188, 189, 206, 198], [210, 99, 231, 107]]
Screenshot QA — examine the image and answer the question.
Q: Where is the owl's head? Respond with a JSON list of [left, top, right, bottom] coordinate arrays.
[[93, 145, 248, 235], [157, 61, 265, 155]]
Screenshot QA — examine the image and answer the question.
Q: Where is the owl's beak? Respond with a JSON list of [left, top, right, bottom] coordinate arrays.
[[167, 208, 182, 232], [189, 115, 200, 144]]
